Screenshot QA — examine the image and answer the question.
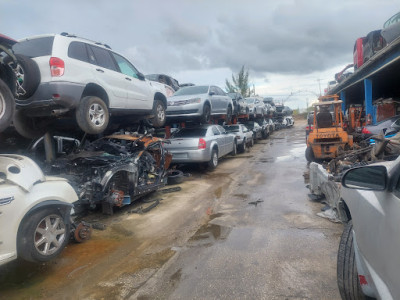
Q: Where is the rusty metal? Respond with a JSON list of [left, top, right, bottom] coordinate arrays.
[[73, 222, 92, 243]]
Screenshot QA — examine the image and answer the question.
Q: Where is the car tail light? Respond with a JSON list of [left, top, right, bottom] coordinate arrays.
[[362, 127, 371, 134], [306, 125, 313, 131], [50, 57, 65, 77], [198, 138, 206, 149]]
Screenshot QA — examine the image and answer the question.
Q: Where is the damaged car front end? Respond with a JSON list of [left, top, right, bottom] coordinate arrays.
[[53, 134, 172, 215]]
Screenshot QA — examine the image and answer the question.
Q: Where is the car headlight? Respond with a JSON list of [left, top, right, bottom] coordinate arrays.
[[168, 98, 201, 106]]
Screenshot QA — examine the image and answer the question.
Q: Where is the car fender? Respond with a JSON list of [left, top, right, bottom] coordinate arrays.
[[208, 140, 219, 157], [100, 163, 138, 192]]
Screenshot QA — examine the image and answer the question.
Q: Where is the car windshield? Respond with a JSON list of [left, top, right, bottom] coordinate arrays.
[[245, 98, 255, 103], [172, 128, 208, 138], [13, 36, 54, 58], [145, 74, 158, 81], [227, 93, 237, 99], [173, 86, 209, 96], [224, 125, 240, 132]]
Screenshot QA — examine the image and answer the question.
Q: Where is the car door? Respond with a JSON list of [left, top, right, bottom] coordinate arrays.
[[217, 125, 232, 155], [87, 45, 127, 109], [348, 167, 400, 297], [111, 52, 153, 110], [216, 86, 229, 113], [209, 86, 224, 113], [211, 125, 226, 156]]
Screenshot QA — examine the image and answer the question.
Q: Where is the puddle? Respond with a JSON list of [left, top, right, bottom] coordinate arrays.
[[233, 194, 249, 199]]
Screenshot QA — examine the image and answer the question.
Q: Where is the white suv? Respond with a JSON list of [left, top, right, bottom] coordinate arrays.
[[12, 33, 167, 138]]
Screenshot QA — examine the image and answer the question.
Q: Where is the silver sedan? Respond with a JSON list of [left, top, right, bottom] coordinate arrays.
[[166, 85, 234, 124], [164, 124, 237, 169]]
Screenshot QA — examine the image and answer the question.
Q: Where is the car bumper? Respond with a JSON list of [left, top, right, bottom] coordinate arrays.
[[169, 148, 211, 163], [166, 103, 202, 118], [16, 81, 85, 116]]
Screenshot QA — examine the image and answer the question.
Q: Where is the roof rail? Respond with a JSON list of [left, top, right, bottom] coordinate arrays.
[[59, 32, 112, 49]]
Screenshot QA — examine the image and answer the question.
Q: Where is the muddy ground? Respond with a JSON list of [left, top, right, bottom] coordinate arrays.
[[0, 119, 343, 300]]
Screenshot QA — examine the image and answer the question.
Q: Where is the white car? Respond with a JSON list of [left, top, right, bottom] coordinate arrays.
[[0, 154, 78, 265], [12, 33, 168, 137]]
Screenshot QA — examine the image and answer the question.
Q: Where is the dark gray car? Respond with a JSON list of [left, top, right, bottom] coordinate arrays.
[[362, 115, 400, 137]]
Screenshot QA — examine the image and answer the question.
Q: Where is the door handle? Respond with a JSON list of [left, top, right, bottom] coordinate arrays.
[[96, 68, 104, 73], [125, 77, 132, 81]]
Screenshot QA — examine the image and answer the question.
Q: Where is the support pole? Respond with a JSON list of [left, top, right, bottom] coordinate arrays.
[[43, 132, 55, 163], [364, 78, 375, 124], [340, 91, 346, 113]]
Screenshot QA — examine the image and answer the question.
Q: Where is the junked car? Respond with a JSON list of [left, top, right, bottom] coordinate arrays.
[[337, 156, 400, 299], [50, 133, 172, 215], [11, 33, 168, 138], [166, 85, 233, 124], [223, 124, 253, 153], [243, 121, 263, 141], [382, 11, 400, 44], [361, 115, 400, 137], [0, 154, 81, 265], [363, 30, 386, 63], [227, 92, 249, 116], [245, 97, 265, 118], [165, 124, 237, 169]]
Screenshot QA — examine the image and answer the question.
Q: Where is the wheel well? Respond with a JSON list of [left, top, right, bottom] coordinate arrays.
[[338, 199, 352, 222], [154, 92, 167, 108], [204, 101, 211, 108], [82, 84, 110, 107]]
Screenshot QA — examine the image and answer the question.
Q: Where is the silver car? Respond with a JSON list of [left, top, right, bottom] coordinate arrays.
[[245, 97, 265, 118], [166, 85, 234, 124], [165, 124, 237, 169], [337, 156, 400, 299], [223, 124, 254, 153]]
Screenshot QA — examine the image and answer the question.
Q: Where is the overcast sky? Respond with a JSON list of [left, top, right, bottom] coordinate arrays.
[[1, 0, 398, 109]]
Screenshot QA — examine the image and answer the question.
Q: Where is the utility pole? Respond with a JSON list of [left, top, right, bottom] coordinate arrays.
[[316, 78, 322, 96]]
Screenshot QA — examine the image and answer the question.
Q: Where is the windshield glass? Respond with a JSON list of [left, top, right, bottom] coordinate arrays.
[[245, 98, 255, 103], [173, 86, 209, 96], [172, 128, 208, 138], [224, 125, 240, 132]]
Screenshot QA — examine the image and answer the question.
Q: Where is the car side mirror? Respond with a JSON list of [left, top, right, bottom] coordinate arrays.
[[137, 72, 145, 80], [209, 91, 215, 96], [342, 165, 387, 190]]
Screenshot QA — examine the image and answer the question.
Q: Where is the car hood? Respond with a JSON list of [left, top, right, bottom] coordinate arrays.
[[0, 154, 45, 192]]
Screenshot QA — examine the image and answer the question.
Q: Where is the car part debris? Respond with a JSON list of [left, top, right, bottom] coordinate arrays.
[[92, 223, 107, 231], [129, 198, 161, 214], [160, 186, 182, 193], [248, 200, 264, 206], [72, 221, 92, 243]]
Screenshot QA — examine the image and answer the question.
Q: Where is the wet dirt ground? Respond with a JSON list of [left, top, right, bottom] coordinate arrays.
[[0, 119, 343, 299]]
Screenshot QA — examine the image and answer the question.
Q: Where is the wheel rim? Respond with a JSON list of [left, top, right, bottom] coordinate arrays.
[[156, 103, 165, 122], [0, 92, 5, 119], [213, 152, 218, 166], [34, 214, 66, 256], [15, 64, 27, 97], [204, 106, 211, 123], [243, 141, 246, 150], [89, 103, 105, 127]]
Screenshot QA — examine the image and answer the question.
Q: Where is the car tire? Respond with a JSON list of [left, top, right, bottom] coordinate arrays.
[[225, 105, 232, 124], [17, 207, 70, 262], [231, 140, 237, 156], [14, 54, 41, 100], [13, 109, 51, 139], [305, 146, 314, 162], [337, 221, 369, 300], [250, 137, 254, 147], [239, 139, 246, 153], [200, 103, 211, 124], [0, 78, 15, 132], [208, 148, 218, 170], [167, 170, 184, 185], [148, 99, 166, 128], [76, 96, 109, 135]]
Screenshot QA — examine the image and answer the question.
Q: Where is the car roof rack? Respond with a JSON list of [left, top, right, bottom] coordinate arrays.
[[60, 32, 112, 49]]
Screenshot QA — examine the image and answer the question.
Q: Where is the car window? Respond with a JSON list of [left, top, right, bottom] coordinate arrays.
[[215, 87, 226, 96], [13, 36, 54, 58], [212, 126, 220, 135], [216, 125, 226, 133], [68, 41, 89, 63], [173, 86, 209, 96], [210, 86, 218, 95], [172, 128, 207, 138], [224, 125, 240, 132], [111, 52, 139, 78], [89, 45, 118, 71]]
